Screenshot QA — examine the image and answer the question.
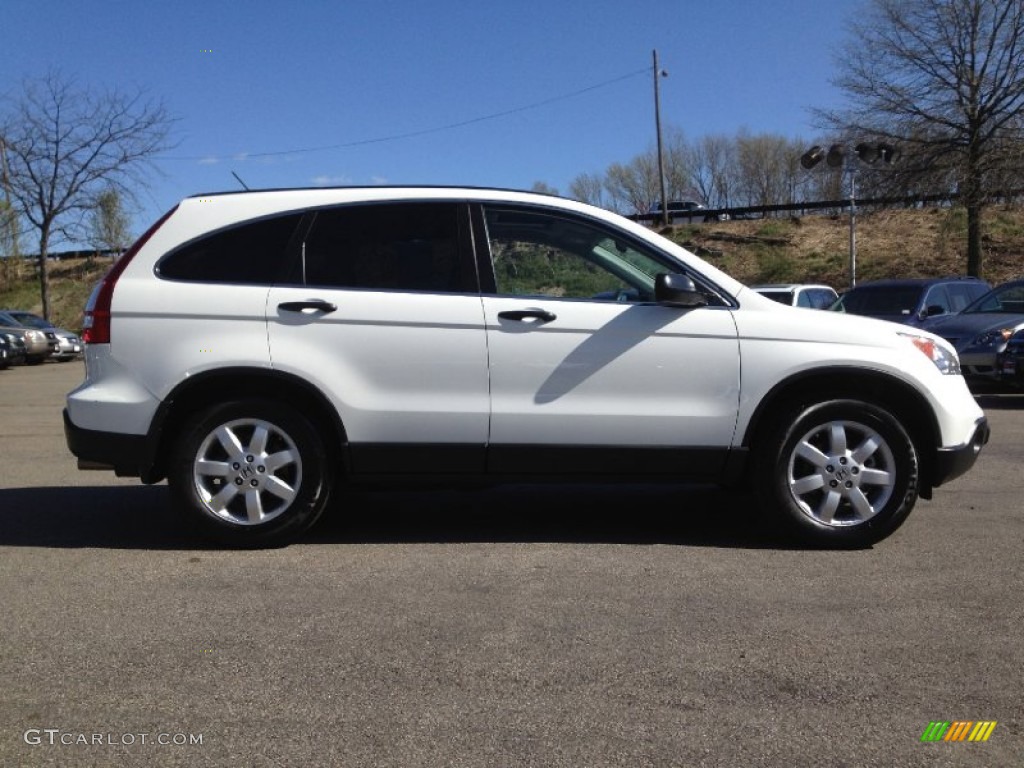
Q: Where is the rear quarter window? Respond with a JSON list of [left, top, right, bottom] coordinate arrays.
[[157, 213, 303, 284]]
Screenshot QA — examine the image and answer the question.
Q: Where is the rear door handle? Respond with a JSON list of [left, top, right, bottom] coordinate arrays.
[[497, 309, 556, 323], [278, 300, 337, 313]]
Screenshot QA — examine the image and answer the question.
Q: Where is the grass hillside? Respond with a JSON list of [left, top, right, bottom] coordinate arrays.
[[0, 257, 111, 331], [2, 203, 1023, 330], [664, 203, 1024, 288]]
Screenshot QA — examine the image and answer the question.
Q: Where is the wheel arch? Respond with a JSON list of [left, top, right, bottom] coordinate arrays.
[[142, 367, 349, 484], [741, 367, 941, 497]]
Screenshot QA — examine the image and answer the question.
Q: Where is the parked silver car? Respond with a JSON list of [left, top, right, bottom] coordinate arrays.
[[0, 313, 53, 364], [0, 309, 78, 361]]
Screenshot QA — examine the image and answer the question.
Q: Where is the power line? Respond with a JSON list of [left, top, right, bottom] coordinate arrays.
[[159, 67, 650, 162]]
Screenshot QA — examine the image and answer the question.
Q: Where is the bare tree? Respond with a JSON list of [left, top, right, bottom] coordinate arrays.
[[0, 140, 22, 288], [0, 72, 173, 318], [688, 134, 735, 209], [89, 187, 132, 262], [820, 0, 1024, 277], [568, 172, 607, 208], [662, 127, 700, 203], [530, 180, 559, 196], [735, 132, 803, 210], [604, 154, 660, 215]]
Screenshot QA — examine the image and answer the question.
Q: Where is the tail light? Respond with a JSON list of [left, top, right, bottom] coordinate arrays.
[[83, 205, 178, 344]]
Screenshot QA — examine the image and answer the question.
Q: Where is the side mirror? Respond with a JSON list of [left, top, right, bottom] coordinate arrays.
[[922, 304, 946, 318], [655, 273, 708, 308]]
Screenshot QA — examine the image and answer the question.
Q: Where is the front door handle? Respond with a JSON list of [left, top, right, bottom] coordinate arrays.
[[497, 309, 557, 323], [278, 300, 337, 313]]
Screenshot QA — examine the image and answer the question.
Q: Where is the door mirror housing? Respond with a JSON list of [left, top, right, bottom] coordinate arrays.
[[655, 273, 708, 308]]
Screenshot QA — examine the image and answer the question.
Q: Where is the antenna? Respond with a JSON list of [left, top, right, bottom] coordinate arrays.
[[231, 171, 250, 190]]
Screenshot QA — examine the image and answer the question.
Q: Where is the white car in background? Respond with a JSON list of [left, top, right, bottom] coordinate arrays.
[[750, 283, 839, 310]]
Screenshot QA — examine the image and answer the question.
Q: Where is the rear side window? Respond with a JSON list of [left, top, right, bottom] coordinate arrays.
[[841, 285, 924, 315], [295, 202, 464, 292], [158, 213, 303, 283], [947, 282, 988, 312]]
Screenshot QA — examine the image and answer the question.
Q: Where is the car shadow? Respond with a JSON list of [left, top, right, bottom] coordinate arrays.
[[0, 483, 798, 551]]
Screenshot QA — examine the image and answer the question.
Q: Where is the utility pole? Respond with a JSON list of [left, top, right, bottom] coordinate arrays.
[[652, 49, 668, 227], [848, 169, 857, 288]]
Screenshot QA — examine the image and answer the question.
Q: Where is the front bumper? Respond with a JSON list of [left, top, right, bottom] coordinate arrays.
[[931, 418, 990, 488]]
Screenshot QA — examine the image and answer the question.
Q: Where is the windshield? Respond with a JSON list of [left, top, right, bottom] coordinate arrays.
[[834, 285, 923, 316], [962, 283, 1024, 314], [6, 311, 50, 329]]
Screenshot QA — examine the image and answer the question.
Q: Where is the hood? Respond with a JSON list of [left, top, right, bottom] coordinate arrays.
[[920, 311, 1024, 340]]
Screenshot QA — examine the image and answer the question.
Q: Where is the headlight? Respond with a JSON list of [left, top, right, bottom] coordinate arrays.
[[970, 328, 1014, 347], [901, 333, 961, 375]]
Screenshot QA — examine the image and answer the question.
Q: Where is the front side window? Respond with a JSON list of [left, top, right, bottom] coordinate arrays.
[[297, 203, 464, 292], [483, 207, 672, 302], [922, 285, 952, 313]]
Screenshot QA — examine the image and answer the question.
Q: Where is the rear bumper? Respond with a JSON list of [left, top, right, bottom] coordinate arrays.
[[63, 408, 150, 479], [931, 417, 990, 487]]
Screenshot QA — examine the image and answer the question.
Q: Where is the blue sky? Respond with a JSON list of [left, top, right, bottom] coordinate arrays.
[[4, 0, 860, 241]]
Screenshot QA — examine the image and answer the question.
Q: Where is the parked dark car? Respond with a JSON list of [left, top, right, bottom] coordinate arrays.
[[995, 327, 1024, 389], [829, 276, 991, 326], [648, 200, 730, 223], [920, 278, 1024, 383], [1, 330, 28, 366]]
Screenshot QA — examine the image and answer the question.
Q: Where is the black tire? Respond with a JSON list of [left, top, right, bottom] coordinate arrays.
[[168, 399, 332, 547], [754, 399, 919, 548]]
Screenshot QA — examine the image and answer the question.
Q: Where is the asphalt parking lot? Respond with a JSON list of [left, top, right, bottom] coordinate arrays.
[[1, 361, 1022, 767]]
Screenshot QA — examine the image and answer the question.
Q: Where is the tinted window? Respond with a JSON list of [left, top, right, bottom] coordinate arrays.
[[294, 203, 463, 292], [923, 285, 952, 313], [5, 311, 51, 329], [946, 282, 989, 312], [839, 285, 924, 316], [759, 290, 794, 305], [159, 213, 303, 283]]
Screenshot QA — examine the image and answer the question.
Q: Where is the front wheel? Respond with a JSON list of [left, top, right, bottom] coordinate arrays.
[[755, 399, 920, 547], [169, 399, 333, 547]]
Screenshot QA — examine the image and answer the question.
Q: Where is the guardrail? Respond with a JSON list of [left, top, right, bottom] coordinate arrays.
[[629, 190, 1019, 224]]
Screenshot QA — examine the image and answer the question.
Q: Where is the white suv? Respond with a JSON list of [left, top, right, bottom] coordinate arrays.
[[65, 186, 989, 547]]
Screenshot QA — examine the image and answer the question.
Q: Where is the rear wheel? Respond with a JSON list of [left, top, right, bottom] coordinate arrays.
[[755, 399, 919, 547], [169, 399, 332, 547]]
